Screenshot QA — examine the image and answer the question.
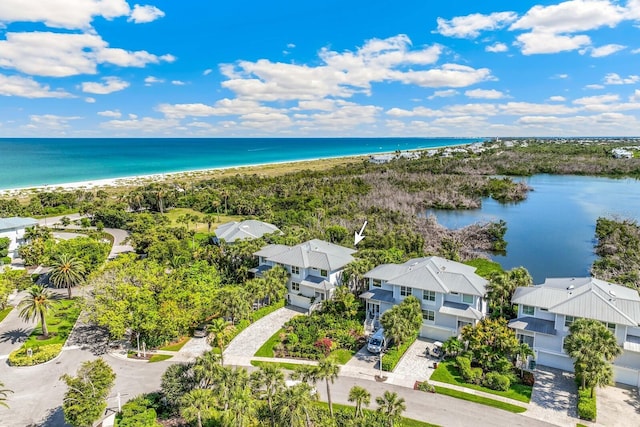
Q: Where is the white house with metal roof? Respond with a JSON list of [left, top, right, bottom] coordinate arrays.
[[510, 277, 640, 387], [360, 256, 488, 341], [252, 239, 356, 310], [215, 220, 281, 243], [0, 217, 38, 261]]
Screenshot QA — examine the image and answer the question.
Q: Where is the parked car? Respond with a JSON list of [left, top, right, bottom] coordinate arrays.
[[430, 341, 443, 358], [367, 327, 389, 354]]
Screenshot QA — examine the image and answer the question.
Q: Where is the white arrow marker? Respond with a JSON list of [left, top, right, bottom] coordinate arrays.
[[354, 220, 368, 246]]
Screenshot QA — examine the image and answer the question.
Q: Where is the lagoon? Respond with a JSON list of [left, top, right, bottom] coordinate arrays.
[[427, 174, 640, 284]]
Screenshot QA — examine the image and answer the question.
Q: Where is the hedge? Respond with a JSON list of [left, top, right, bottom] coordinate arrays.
[[381, 333, 417, 371], [9, 344, 63, 366], [577, 388, 596, 421]]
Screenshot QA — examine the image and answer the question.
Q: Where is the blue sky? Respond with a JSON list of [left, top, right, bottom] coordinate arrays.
[[1, 0, 640, 137]]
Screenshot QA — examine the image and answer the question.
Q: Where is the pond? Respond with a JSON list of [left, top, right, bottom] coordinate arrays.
[[427, 174, 640, 284]]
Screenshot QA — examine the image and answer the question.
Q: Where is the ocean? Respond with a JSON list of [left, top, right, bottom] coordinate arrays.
[[0, 137, 478, 190]]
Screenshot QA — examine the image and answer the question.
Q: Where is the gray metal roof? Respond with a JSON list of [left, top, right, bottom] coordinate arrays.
[[249, 264, 273, 276], [439, 301, 484, 320], [360, 288, 395, 303], [0, 217, 38, 231], [257, 239, 355, 271], [512, 277, 640, 326], [254, 244, 291, 258], [508, 317, 557, 335], [301, 275, 333, 290], [364, 256, 487, 296], [215, 220, 281, 243]]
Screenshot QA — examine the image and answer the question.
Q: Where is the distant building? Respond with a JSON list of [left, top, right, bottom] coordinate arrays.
[[0, 217, 38, 260], [510, 277, 640, 387], [214, 220, 281, 243], [612, 148, 633, 159], [252, 239, 356, 310]]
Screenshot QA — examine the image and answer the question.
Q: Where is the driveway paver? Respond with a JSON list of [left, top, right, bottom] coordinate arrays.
[[392, 337, 437, 383], [524, 366, 578, 427], [596, 383, 640, 426]]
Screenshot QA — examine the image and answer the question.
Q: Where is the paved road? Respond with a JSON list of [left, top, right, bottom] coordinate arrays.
[[0, 299, 35, 357]]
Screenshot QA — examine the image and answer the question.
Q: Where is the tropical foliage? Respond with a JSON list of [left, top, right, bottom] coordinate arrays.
[[592, 217, 640, 290], [17, 285, 60, 338], [49, 254, 85, 299], [380, 295, 422, 348], [486, 267, 533, 319]]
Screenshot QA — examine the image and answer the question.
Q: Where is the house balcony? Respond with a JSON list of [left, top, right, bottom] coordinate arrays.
[[623, 335, 640, 353]]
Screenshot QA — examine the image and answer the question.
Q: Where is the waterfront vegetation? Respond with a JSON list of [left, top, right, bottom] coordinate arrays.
[[592, 217, 640, 290]]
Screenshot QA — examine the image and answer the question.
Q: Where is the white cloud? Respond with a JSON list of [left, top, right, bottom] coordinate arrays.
[[0, 0, 130, 29], [428, 89, 458, 99], [630, 89, 640, 102], [85, 97, 95, 103], [387, 103, 498, 118], [144, 76, 164, 86], [97, 110, 122, 118], [81, 76, 129, 94], [101, 117, 180, 133], [0, 32, 174, 77], [0, 73, 72, 98], [573, 94, 620, 105], [157, 98, 281, 119], [632, 48, 640, 54], [510, 0, 626, 34], [128, 114, 138, 119], [436, 12, 518, 38], [23, 114, 81, 132], [499, 102, 579, 115], [553, 74, 569, 79], [585, 84, 604, 89], [548, 96, 566, 102], [295, 101, 381, 132], [589, 44, 625, 57], [465, 89, 505, 99], [287, 43, 296, 49], [203, 69, 213, 76], [485, 42, 508, 53], [516, 113, 639, 136], [603, 73, 640, 85], [171, 80, 186, 85], [128, 4, 165, 23], [515, 32, 591, 55]]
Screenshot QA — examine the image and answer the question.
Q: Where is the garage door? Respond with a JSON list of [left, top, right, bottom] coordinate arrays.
[[537, 351, 574, 371], [420, 325, 453, 342], [614, 366, 640, 387]]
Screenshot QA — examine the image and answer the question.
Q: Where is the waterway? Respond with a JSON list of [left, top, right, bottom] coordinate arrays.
[[427, 174, 640, 284]]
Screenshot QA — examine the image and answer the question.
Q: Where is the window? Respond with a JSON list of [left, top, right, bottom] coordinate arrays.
[[291, 266, 300, 275], [604, 322, 616, 334], [422, 310, 435, 322], [315, 291, 325, 301], [522, 305, 535, 316], [400, 286, 412, 297], [540, 308, 548, 312], [291, 282, 300, 292], [450, 292, 459, 295], [462, 294, 474, 304], [372, 279, 382, 288], [518, 334, 534, 347], [422, 290, 436, 302], [320, 269, 328, 277], [564, 315, 575, 328]]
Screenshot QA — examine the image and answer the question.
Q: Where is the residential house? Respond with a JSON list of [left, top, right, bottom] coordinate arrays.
[[0, 217, 38, 261], [252, 239, 356, 309], [215, 220, 281, 243], [360, 256, 488, 340], [510, 277, 640, 387]]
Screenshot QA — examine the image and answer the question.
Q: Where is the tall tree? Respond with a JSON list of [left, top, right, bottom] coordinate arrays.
[[250, 365, 285, 427], [180, 389, 216, 427], [343, 259, 374, 294], [207, 318, 232, 366], [49, 253, 85, 299], [262, 265, 289, 306], [348, 385, 371, 419], [60, 359, 116, 427], [18, 285, 59, 338], [316, 358, 340, 418], [274, 382, 316, 427], [486, 267, 532, 319], [375, 391, 406, 427], [564, 318, 622, 397]]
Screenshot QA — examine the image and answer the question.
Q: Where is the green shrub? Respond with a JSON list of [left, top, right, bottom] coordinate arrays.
[[483, 371, 511, 391], [9, 344, 63, 366], [0, 256, 10, 265], [417, 381, 436, 393], [577, 388, 596, 421], [382, 334, 417, 371]]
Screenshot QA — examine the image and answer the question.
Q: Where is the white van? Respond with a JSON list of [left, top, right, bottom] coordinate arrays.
[[367, 328, 388, 354]]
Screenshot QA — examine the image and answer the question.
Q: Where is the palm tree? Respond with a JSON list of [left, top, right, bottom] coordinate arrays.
[[193, 351, 222, 389], [49, 254, 85, 299], [0, 380, 12, 408], [223, 385, 257, 427], [180, 388, 216, 427], [348, 385, 371, 419], [343, 259, 373, 294], [207, 318, 231, 366], [515, 342, 534, 376], [274, 382, 317, 427], [18, 285, 59, 338], [316, 358, 340, 418], [375, 391, 406, 427], [441, 336, 463, 358], [204, 214, 217, 234], [251, 365, 285, 427], [262, 265, 288, 306]]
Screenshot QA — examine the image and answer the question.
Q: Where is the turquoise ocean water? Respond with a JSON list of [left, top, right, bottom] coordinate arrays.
[[0, 138, 478, 190]]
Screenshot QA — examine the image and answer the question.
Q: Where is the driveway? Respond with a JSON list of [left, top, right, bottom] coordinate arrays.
[[223, 306, 304, 364], [393, 338, 437, 384], [596, 383, 640, 426], [524, 366, 578, 427]]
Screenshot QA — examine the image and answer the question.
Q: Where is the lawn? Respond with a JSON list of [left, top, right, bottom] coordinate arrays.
[[463, 258, 504, 278], [149, 354, 173, 363], [159, 337, 189, 351], [0, 306, 12, 323], [433, 386, 527, 413], [430, 359, 532, 403], [254, 329, 282, 357], [313, 402, 440, 427], [164, 208, 244, 233], [24, 298, 82, 348], [329, 348, 355, 365]]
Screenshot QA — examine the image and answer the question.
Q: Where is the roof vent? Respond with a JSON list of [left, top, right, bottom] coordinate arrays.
[[567, 285, 574, 290], [609, 290, 616, 297], [441, 266, 446, 271]]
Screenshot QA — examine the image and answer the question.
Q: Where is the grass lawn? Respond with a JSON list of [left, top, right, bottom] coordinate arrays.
[[0, 306, 12, 323], [251, 360, 313, 371], [159, 337, 189, 351], [433, 386, 527, 413], [164, 208, 244, 233], [149, 354, 173, 363], [254, 329, 282, 358], [313, 402, 440, 427], [430, 359, 532, 403], [464, 258, 504, 278], [24, 298, 82, 349], [329, 348, 354, 365]]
